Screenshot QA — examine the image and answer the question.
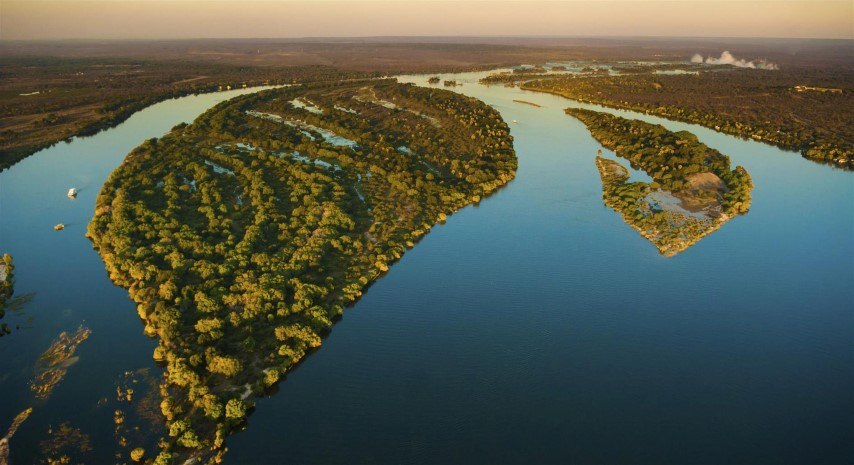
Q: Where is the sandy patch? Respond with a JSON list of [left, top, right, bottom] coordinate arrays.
[[687, 171, 726, 192]]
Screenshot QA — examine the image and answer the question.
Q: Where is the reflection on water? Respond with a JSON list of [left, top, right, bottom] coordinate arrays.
[[0, 293, 35, 336]]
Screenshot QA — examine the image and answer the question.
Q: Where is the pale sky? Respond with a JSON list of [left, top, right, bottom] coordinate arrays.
[[1, 1, 852, 40]]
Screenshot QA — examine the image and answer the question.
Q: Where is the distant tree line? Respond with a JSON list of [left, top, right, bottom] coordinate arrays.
[[524, 69, 853, 169]]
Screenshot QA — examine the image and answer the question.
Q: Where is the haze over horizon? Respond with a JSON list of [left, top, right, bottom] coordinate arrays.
[[2, 0, 852, 41]]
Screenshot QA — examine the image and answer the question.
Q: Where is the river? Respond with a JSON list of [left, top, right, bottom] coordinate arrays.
[[1, 71, 852, 464]]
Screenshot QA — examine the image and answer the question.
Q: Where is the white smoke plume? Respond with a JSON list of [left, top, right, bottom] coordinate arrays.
[[690, 51, 779, 70]]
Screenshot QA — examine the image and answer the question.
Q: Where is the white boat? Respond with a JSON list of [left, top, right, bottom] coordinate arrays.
[[513, 120, 518, 124], [67, 188, 78, 198]]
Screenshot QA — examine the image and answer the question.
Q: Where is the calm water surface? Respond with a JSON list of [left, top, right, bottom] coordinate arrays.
[[1, 72, 852, 465], [0, 87, 275, 463]]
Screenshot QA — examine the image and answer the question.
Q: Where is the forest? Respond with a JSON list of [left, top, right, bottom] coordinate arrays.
[[567, 108, 753, 256], [524, 68, 853, 169], [86, 79, 516, 464]]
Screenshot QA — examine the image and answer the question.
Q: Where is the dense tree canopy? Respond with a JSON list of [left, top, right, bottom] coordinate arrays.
[[567, 108, 752, 256], [87, 79, 516, 463]]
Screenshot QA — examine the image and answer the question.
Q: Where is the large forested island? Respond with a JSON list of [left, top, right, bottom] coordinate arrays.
[[525, 69, 853, 169], [87, 79, 516, 463], [566, 108, 753, 256]]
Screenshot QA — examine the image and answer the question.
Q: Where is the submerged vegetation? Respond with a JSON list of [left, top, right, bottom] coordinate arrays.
[[30, 325, 92, 400], [567, 108, 752, 256], [87, 79, 516, 462], [0, 325, 91, 465], [111, 368, 164, 464], [525, 69, 853, 168], [39, 422, 93, 465]]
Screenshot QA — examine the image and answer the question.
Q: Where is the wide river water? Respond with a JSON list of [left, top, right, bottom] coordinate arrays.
[[1, 71, 852, 464]]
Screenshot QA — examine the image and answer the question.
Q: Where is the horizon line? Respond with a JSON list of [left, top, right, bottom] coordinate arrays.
[[3, 34, 853, 43]]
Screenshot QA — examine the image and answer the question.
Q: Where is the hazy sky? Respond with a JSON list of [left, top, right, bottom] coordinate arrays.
[[2, 1, 852, 40]]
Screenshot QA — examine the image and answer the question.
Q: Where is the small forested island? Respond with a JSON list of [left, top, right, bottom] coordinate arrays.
[[479, 71, 550, 87], [525, 70, 853, 169], [566, 108, 752, 256], [513, 100, 543, 108], [87, 79, 516, 463]]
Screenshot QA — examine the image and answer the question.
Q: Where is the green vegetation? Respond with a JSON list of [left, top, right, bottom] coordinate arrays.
[[87, 79, 516, 463], [0, 408, 33, 465], [0, 254, 13, 336], [0, 254, 12, 307], [525, 69, 853, 168], [131, 447, 146, 462], [567, 108, 752, 256], [479, 71, 550, 87]]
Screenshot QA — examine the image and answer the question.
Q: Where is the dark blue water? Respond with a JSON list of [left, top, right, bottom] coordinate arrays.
[[1, 72, 852, 465]]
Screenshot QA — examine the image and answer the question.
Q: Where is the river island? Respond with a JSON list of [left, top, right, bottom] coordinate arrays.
[[86, 79, 516, 463], [566, 108, 753, 256]]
